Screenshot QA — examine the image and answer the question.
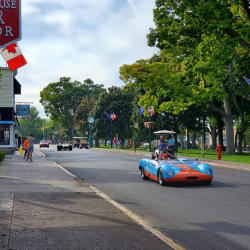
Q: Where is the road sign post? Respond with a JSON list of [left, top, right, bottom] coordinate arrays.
[[0, 0, 21, 48]]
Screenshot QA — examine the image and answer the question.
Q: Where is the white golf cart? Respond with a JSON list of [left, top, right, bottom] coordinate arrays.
[[152, 130, 176, 160]]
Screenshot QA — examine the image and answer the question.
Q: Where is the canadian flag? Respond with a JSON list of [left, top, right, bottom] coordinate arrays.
[[0, 43, 27, 71], [149, 106, 154, 116], [111, 113, 117, 120]]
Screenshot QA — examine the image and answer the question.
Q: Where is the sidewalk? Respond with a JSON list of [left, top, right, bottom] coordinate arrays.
[[0, 151, 170, 250]]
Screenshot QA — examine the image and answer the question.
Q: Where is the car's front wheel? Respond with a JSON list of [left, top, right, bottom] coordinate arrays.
[[140, 167, 148, 180], [158, 168, 166, 186]]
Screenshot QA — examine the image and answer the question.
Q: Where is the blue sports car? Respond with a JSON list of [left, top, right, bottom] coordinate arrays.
[[139, 158, 213, 185]]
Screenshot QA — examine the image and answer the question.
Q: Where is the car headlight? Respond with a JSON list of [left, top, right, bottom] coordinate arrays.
[[206, 168, 213, 176]]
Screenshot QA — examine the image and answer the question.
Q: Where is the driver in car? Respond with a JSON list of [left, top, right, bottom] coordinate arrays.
[[158, 136, 168, 160]]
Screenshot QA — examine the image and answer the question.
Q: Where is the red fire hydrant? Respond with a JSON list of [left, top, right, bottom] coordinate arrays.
[[216, 144, 222, 160]]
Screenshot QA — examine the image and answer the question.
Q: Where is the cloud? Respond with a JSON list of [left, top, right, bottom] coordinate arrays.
[[1, 0, 157, 118]]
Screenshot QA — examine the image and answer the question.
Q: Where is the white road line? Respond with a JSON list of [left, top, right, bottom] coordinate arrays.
[[52, 161, 186, 250]]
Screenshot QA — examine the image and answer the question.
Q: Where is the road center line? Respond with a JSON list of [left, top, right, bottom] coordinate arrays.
[[52, 160, 186, 250]]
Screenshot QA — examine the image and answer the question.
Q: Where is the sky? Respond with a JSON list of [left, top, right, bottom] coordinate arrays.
[[0, 0, 158, 117]]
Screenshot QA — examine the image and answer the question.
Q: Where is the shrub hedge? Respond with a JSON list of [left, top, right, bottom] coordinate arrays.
[[0, 151, 5, 162]]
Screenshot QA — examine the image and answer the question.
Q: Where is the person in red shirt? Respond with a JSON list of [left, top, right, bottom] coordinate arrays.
[[23, 137, 29, 160]]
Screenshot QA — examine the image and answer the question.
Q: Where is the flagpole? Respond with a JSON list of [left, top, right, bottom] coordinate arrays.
[[110, 119, 113, 149], [148, 107, 152, 152]]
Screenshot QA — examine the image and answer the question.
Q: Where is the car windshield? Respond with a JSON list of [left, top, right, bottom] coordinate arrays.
[[178, 158, 198, 163]]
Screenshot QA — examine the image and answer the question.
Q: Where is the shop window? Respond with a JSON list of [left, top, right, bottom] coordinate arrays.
[[0, 125, 10, 145]]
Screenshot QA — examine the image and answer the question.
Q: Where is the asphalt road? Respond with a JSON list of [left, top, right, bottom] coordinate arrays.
[[42, 147, 250, 250]]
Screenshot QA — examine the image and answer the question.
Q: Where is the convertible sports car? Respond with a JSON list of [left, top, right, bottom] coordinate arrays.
[[57, 142, 72, 151], [139, 158, 213, 185]]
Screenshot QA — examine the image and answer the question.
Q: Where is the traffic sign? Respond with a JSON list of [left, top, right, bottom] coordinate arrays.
[[0, 0, 21, 48]]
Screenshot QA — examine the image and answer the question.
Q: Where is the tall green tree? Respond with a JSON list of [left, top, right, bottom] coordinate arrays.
[[19, 107, 44, 142], [93, 86, 134, 142], [40, 77, 104, 139], [121, 0, 250, 154], [74, 96, 96, 136]]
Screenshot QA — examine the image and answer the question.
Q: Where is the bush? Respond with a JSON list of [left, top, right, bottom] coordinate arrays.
[[0, 151, 5, 162]]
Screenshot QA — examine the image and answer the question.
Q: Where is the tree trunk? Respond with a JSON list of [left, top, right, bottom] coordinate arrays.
[[187, 130, 190, 149], [232, 95, 246, 155], [191, 131, 197, 149], [223, 96, 235, 154], [238, 132, 243, 154], [217, 116, 225, 150], [180, 134, 185, 150], [211, 126, 217, 150], [174, 133, 178, 152], [95, 139, 100, 147], [234, 132, 238, 148]]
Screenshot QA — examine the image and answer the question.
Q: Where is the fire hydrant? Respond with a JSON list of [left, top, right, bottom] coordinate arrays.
[[216, 144, 222, 160]]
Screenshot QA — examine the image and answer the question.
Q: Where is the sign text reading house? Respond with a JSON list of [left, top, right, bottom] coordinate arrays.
[[0, 0, 21, 48]]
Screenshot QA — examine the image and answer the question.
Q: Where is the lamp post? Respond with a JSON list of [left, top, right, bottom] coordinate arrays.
[[148, 107, 152, 152], [87, 116, 94, 148], [110, 119, 113, 149]]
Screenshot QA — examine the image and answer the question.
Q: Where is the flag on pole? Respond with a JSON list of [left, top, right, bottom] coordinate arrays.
[[244, 77, 250, 85], [139, 106, 144, 116], [105, 112, 111, 119], [0, 43, 27, 71], [111, 113, 117, 120], [149, 106, 154, 116]]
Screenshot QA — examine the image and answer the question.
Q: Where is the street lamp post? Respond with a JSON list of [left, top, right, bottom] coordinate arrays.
[[87, 116, 94, 148], [110, 120, 113, 149], [148, 107, 152, 152]]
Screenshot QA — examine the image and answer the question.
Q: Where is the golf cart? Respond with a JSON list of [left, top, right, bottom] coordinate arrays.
[[73, 137, 89, 149], [152, 130, 176, 160]]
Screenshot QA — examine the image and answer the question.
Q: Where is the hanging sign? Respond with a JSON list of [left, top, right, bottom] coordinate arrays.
[[0, 0, 21, 48]]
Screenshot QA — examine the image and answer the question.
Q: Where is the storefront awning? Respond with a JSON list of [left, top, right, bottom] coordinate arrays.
[[0, 121, 13, 125]]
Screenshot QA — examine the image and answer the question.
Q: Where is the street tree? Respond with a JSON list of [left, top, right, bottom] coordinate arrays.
[[40, 77, 104, 139], [121, 0, 250, 154], [19, 107, 44, 141], [93, 86, 134, 144], [74, 96, 96, 136]]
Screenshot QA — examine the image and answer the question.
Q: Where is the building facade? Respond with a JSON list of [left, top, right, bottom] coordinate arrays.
[[0, 67, 20, 152]]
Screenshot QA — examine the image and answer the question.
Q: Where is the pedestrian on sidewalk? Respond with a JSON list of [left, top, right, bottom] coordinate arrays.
[[26, 134, 35, 161], [23, 137, 29, 159]]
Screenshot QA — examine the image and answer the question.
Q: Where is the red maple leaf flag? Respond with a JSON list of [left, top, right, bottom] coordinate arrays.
[[150, 106, 154, 116], [0, 43, 27, 71], [111, 113, 117, 120]]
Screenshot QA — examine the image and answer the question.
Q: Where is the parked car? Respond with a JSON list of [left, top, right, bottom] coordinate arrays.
[[40, 140, 49, 148]]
